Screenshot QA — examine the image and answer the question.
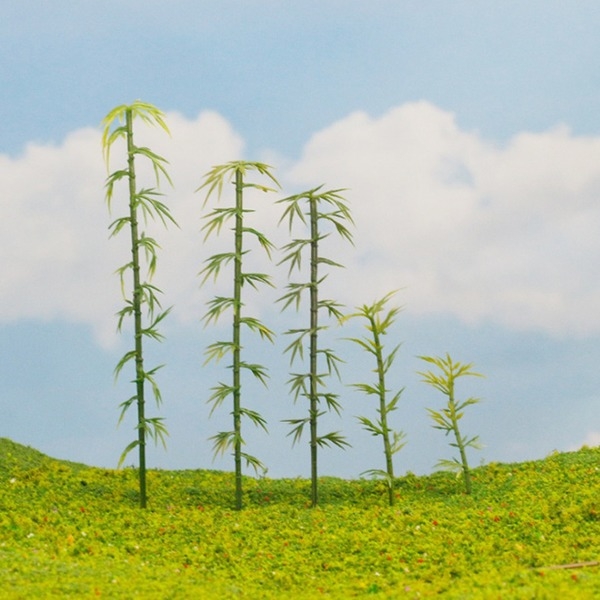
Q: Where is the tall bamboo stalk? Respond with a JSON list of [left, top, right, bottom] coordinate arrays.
[[308, 196, 319, 506], [232, 168, 243, 508], [198, 161, 279, 510], [125, 109, 148, 506], [102, 101, 176, 508], [277, 186, 353, 507]]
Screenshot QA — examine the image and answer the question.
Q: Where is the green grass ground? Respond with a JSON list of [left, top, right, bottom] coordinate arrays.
[[1, 437, 599, 598]]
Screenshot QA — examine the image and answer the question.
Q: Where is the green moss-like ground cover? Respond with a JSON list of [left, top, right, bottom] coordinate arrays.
[[1, 438, 599, 598]]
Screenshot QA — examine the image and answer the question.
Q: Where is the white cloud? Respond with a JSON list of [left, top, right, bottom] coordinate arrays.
[[285, 102, 600, 336], [0, 110, 244, 347], [0, 127, 117, 344], [3, 102, 600, 344]]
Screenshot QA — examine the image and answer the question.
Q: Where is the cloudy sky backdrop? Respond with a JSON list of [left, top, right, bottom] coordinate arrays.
[[2, 1, 600, 479]]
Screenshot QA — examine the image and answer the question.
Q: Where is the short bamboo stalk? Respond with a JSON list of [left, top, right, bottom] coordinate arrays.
[[418, 353, 484, 495], [345, 291, 406, 506]]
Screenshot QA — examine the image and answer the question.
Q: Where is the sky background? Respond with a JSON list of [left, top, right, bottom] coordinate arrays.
[[2, 1, 600, 480]]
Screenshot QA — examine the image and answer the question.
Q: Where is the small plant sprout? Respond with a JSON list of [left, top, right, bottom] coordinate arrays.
[[101, 101, 178, 508], [417, 353, 484, 494], [197, 161, 280, 510], [344, 291, 406, 506], [277, 185, 353, 507]]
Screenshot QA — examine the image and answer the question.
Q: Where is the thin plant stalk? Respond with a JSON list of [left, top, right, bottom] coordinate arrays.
[[418, 353, 484, 495], [126, 109, 147, 502], [232, 168, 243, 503], [277, 186, 353, 507], [197, 161, 279, 510], [309, 196, 319, 504], [102, 101, 177, 508], [344, 291, 406, 506]]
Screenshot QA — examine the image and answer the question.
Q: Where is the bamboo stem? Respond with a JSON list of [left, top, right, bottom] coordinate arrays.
[[126, 109, 147, 509], [233, 168, 243, 511], [309, 195, 319, 508]]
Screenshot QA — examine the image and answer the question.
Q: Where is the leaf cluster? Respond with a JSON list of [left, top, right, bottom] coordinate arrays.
[[418, 353, 483, 446], [102, 101, 174, 210], [418, 353, 483, 396], [197, 160, 280, 206], [277, 185, 353, 241]]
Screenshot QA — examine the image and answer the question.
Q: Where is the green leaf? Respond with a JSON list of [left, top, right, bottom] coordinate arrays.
[[239, 408, 268, 432], [198, 252, 237, 284], [386, 389, 404, 413], [390, 430, 407, 454], [117, 440, 140, 469], [317, 256, 344, 269], [350, 382, 379, 396], [133, 147, 173, 187], [242, 227, 276, 258], [382, 345, 402, 374], [278, 238, 311, 274], [317, 347, 344, 378], [456, 396, 482, 411], [209, 430, 236, 459], [357, 415, 383, 436], [464, 435, 482, 450], [321, 392, 343, 416], [114, 350, 137, 381], [201, 206, 237, 240], [204, 341, 237, 364], [197, 161, 280, 206], [207, 383, 235, 416], [283, 417, 310, 446], [239, 361, 270, 386], [318, 298, 345, 321], [282, 329, 310, 364], [144, 416, 169, 448], [142, 308, 172, 341], [360, 469, 394, 488], [239, 317, 275, 342], [316, 431, 351, 449], [203, 296, 237, 326], [240, 452, 267, 476], [345, 336, 377, 356], [117, 394, 137, 424], [137, 282, 164, 315], [435, 457, 464, 475], [286, 373, 309, 402], [427, 408, 453, 431], [108, 215, 131, 237], [115, 303, 134, 332], [143, 365, 166, 405], [241, 272, 274, 291], [277, 282, 311, 312]]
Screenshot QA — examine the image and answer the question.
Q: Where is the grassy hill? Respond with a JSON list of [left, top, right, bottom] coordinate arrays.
[[0, 437, 599, 598], [0, 438, 89, 476]]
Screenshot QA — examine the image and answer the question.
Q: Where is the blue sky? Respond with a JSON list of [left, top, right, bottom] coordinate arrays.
[[2, 1, 600, 480]]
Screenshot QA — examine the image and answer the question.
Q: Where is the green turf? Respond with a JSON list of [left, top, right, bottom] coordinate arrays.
[[1, 437, 599, 598]]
